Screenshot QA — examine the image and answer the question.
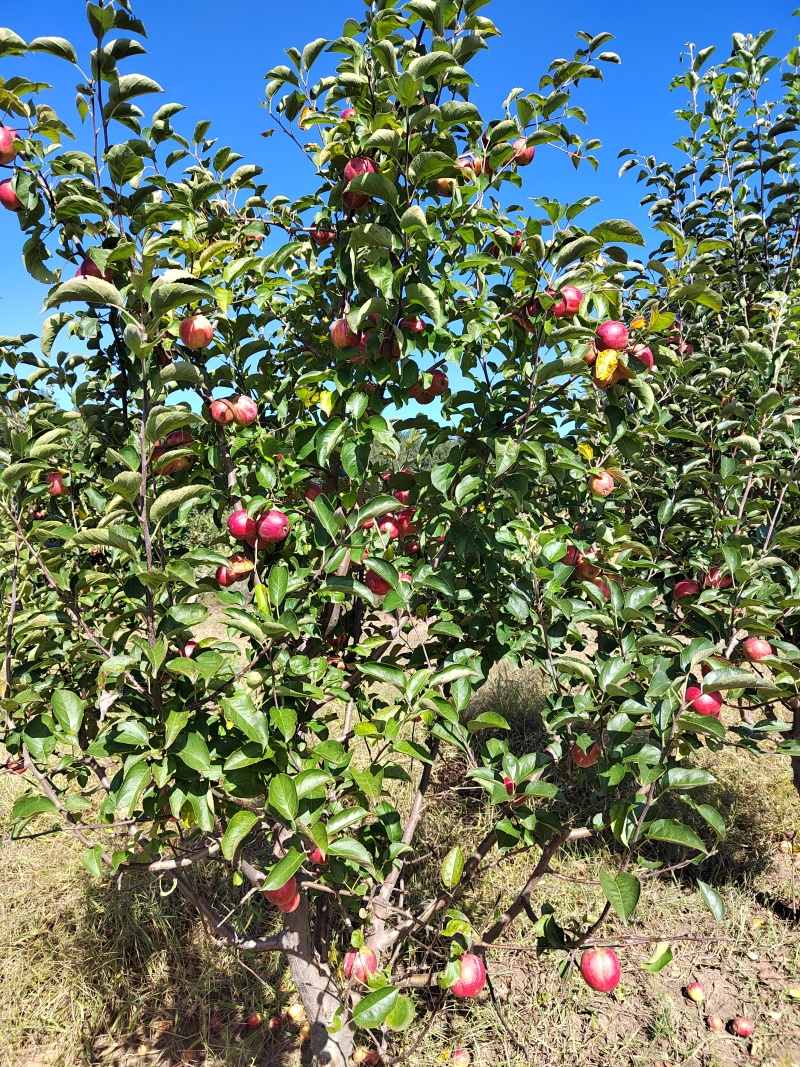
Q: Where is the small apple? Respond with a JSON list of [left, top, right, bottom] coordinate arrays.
[[706, 1015, 725, 1032], [563, 545, 584, 567], [579, 948, 621, 992], [264, 876, 297, 906], [743, 637, 772, 662], [306, 843, 327, 864], [409, 368, 448, 404], [685, 981, 705, 1003], [45, 471, 67, 496], [181, 641, 198, 658], [343, 189, 370, 211], [551, 285, 584, 319], [209, 1012, 223, 1034], [268, 1015, 284, 1031], [310, 225, 335, 247], [286, 1003, 305, 1024], [331, 317, 363, 350], [343, 946, 379, 982], [502, 775, 514, 795], [0, 126, 17, 165], [256, 508, 290, 542], [595, 321, 629, 352], [245, 1011, 262, 1029], [702, 566, 732, 590], [673, 579, 701, 601], [76, 256, 113, 281], [340, 107, 356, 120], [590, 576, 611, 601], [216, 554, 254, 587], [228, 509, 257, 541], [229, 394, 258, 426], [179, 314, 215, 350], [209, 398, 235, 425], [436, 177, 456, 197], [684, 685, 723, 717], [589, 471, 615, 497], [731, 1016, 754, 1038], [278, 891, 301, 913], [450, 953, 486, 998], [399, 316, 425, 334], [5, 756, 25, 774], [377, 516, 400, 540], [511, 137, 535, 166], [343, 156, 376, 185], [305, 484, 323, 502], [631, 343, 654, 371], [571, 742, 601, 768], [0, 178, 23, 212], [365, 570, 391, 596]]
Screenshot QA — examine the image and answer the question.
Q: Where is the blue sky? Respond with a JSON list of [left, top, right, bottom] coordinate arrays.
[[0, 0, 795, 343]]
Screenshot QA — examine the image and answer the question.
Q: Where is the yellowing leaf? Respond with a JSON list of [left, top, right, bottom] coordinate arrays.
[[577, 442, 594, 461], [319, 390, 334, 416], [629, 316, 646, 330], [595, 350, 619, 382]]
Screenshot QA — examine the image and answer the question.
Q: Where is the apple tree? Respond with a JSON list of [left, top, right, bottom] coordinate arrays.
[[1, 3, 799, 1063]]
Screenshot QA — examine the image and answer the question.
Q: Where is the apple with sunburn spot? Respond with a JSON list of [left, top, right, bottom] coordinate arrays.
[[511, 137, 535, 165], [436, 177, 456, 197], [245, 1012, 262, 1030], [399, 316, 425, 334], [450, 953, 486, 998], [377, 516, 400, 540], [685, 981, 705, 1003], [229, 394, 258, 426], [209, 399, 235, 425], [216, 555, 254, 587], [590, 471, 615, 497], [180, 641, 198, 658]]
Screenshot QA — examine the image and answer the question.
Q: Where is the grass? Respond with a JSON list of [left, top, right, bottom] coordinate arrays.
[[1, 661, 799, 1067]]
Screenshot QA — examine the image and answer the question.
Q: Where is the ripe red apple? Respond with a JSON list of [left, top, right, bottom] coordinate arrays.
[[706, 1015, 725, 1032], [278, 891, 301, 913], [575, 559, 600, 580], [343, 189, 370, 211], [571, 742, 601, 768], [673, 579, 701, 601], [502, 775, 514, 796], [589, 471, 615, 497], [179, 314, 215, 350], [0, 178, 23, 212], [591, 576, 611, 601], [409, 368, 449, 404], [0, 127, 17, 165], [595, 321, 629, 352], [684, 685, 723, 717], [743, 637, 772, 662], [551, 285, 584, 319], [228, 509, 257, 541], [685, 981, 705, 1003], [364, 570, 391, 596], [583, 343, 598, 366], [76, 257, 113, 281], [209, 399, 235, 425], [45, 471, 67, 496], [264, 876, 297, 906], [631, 343, 654, 371], [5, 756, 25, 774], [343, 946, 378, 982], [305, 484, 322, 502], [181, 641, 198, 658], [399, 316, 425, 334], [579, 948, 621, 992], [450, 953, 486, 998], [457, 155, 478, 180], [377, 516, 400, 540], [702, 566, 732, 590], [511, 137, 535, 166], [306, 844, 327, 864], [310, 225, 335, 247], [245, 1011, 262, 1029], [216, 554, 254, 587], [331, 318, 363, 350], [340, 107, 356, 120], [256, 509, 290, 543], [164, 429, 193, 448], [229, 394, 258, 426], [436, 177, 456, 197], [343, 156, 376, 185], [563, 545, 584, 567], [731, 1016, 754, 1038]]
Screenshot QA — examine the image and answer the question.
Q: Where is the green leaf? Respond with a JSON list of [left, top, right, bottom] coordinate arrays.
[[440, 845, 464, 889], [262, 847, 304, 891], [27, 35, 78, 62], [347, 495, 399, 530], [221, 810, 260, 860], [598, 871, 640, 924], [44, 277, 123, 310], [174, 731, 212, 775], [385, 994, 415, 1031], [360, 662, 406, 689], [51, 690, 84, 735], [642, 940, 673, 972], [149, 484, 207, 527], [697, 879, 725, 922], [405, 282, 444, 328], [590, 219, 645, 246], [467, 712, 509, 733], [82, 845, 104, 878], [327, 837, 374, 867], [268, 774, 298, 822], [11, 794, 57, 821], [352, 987, 399, 1028], [645, 819, 706, 853], [148, 271, 215, 319], [702, 667, 770, 691], [115, 760, 151, 817], [269, 565, 289, 608], [270, 705, 297, 742]]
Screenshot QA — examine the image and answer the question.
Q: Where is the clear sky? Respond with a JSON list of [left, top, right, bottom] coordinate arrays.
[[0, 0, 795, 343]]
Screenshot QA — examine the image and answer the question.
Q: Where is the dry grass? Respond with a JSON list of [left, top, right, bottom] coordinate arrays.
[[1, 661, 800, 1067]]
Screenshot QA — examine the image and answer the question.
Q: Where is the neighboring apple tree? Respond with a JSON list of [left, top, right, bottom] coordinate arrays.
[[1, 3, 799, 1063]]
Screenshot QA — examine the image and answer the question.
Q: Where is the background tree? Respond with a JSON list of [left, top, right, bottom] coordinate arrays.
[[1, 3, 799, 1064]]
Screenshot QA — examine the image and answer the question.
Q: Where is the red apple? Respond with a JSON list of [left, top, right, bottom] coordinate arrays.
[[45, 471, 66, 496], [216, 554, 254, 587], [731, 1016, 754, 1038], [230, 394, 258, 426], [305, 484, 323, 502], [575, 559, 600, 580], [502, 775, 514, 796], [511, 137, 535, 166], [377, 516, 400, 540], [278, 891, 301, 913], [631, 343, 654, 371], [399, 316, 425, 334], [179, 314, 215, 350], [306, 844, 327, 865], [343, 946, 378, 982], [343, 156, 376, 185], [340, 107, 356, 120], [209, 399, 235, 425], [743, 637, 772, 662], [563, 545, 584, 567], [571, 742, 601, 768], [245, 1011, 262, 1029], [450, 953, 486, 998], [595, 321, 629, 352], [0, 178, 23, 212], [673, 579, 701, 601], [76, 257, 113, 281], [551, 285, 584, 319], [579, 948, 620, 992], [164, 429, 193, 448], [365, 570, 391, 597], [264, 876, 297, 906], [591, 576, 611, 601], [702, 566, 732, 590], [0, 127, 17, 165], [331, 317, 363, 350], [256, 509, 290, 543], [589, 471, 615, 497], [228, 509, 257, 541], [181, 641, 198, 658], [685, 981, 705, 1003], [707, 1015, 725, 1032], [343, 189, 370, 211], [310, 225, 335, 247], [5, 756, 25, 774], [409, 368, 449, 404], [685, 685, 723, 717]]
